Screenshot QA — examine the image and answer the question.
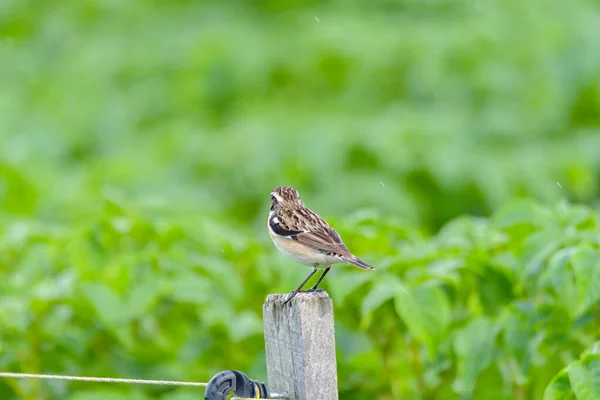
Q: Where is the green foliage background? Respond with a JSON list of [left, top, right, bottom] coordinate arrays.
[[1, 0, 600, 399]]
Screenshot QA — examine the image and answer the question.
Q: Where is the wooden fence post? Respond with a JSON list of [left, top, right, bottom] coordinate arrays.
[[263, 291, 339, 400]]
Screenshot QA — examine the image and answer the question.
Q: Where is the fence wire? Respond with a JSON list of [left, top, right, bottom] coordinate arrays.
[[0, 372, 207, 387], [0, 372, 279, 399]]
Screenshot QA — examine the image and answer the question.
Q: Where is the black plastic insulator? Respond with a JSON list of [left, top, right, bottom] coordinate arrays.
[[204, 370, 269, 400]]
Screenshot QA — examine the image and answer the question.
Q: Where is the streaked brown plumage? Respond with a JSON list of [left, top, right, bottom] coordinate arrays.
[[267, 186, 375, 303]]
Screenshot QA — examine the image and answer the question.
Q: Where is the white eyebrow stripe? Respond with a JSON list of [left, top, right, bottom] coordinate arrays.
[[271, 192, 283, 202]]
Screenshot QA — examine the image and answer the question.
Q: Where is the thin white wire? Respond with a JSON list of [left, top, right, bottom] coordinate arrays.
[[0, 372, 207, 387], [0, 372, 285, 399]]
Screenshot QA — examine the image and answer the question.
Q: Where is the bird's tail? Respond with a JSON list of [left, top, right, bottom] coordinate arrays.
[[345, 256, 375, 270]]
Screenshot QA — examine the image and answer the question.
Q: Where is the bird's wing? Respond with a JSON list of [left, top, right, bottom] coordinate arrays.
[[290, 208, 352, 257], [294, 228, 352, 256]]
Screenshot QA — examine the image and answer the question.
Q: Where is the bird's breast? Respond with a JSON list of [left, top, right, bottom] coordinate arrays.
[[268, 225, 333, 267]]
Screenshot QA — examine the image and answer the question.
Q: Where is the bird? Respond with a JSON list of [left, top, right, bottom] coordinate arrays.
[[267, 186, 375, 304]]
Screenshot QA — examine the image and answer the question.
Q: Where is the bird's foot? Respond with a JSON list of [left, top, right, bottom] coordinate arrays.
[[304, 287, 324, 293], [286, 288, 323, 303], [284, 291, 298, 305]]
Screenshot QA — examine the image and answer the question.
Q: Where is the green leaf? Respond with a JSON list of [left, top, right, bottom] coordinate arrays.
[[570, 246, 600, 316], [453, 317, 496, 396], [491, 199, 543, 229], [478, 267, 514, 315], [228, 311, 263, 342], [124, 278, 162, 320], [539, 246, 577, 290], [395, 283, 451, 355], [192, 255, 244, 301], [329, 270, 373, 304], [542, 247, 579, 318], [543, 369, 575, 400], [360, 274, 404, 328], [68, 390, 147, 400], [81, 283, 129, 326], [169, 273, 214, 305], [160, 390, 199, 400], [556, 201, 595, 229], [80, 283, 136, 348], [543, 342, 600, 400], [567, 356, 600, 400], [519, 230, 561, 286]]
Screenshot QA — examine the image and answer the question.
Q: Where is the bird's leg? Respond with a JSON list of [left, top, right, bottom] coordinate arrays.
[[307, 267, 331, 292], [285, 266, 317, 304]]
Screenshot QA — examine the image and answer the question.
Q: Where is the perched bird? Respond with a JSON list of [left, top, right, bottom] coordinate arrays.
[[267, 186, 375, 303]]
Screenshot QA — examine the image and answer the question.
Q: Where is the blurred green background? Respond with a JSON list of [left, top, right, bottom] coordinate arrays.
[[1, 0, 600, 399]]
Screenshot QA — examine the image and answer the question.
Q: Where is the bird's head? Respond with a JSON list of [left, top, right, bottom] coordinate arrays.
[[270, 186, 303, 211]]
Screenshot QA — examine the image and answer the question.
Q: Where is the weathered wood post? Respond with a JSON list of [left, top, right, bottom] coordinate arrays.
[[263, 291, 338, 400]]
